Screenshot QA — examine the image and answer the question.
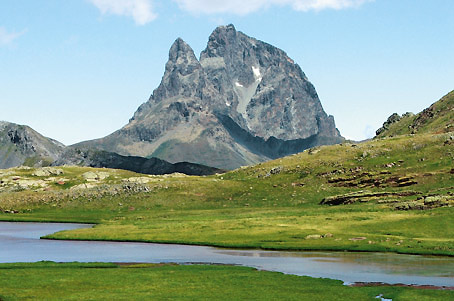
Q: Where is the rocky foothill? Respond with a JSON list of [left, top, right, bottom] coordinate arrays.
[[0, 166, 181, 195]]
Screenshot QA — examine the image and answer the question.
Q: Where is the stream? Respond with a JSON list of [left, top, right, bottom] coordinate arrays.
[[1, 221, 453, 287]]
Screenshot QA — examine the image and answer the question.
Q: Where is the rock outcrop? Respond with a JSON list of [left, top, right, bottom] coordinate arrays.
[[375, 113, 402, 136], [76, 25, 342, 169], [376, 90, 454, 137]]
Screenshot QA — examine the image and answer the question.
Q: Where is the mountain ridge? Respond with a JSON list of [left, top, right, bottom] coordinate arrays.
[[53, 148, 224, 176], [0, 121, 223, 176], [74, 24, 343, 169]]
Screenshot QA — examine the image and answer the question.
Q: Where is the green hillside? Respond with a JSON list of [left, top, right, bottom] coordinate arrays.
[[1, 129, 453, 255], [376, 90, 454, 137]]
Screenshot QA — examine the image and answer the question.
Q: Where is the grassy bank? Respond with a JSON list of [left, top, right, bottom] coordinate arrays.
[[1, 133, 453, 255], [0, 262, 452, 300], [42, 206, 454, 256]]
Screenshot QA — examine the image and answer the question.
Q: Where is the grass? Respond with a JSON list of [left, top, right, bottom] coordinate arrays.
[[42, 207, 454, 255], [0, 262, 452, 300], [1, 133, 454, 256], [1, 102, 454, 299]]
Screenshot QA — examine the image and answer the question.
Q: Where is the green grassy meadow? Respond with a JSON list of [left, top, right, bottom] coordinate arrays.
[[1, 133, 453, 256], [0, 262, 451, 300], [1, 99, 454, 299]]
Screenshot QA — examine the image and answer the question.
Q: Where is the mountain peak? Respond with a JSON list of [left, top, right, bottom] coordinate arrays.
[[145, 36, 209, 105], [213, 24, 237, 33], [168, 37, 197, 64], [77, 25, 343, 169], [170, 38, 191, 52]]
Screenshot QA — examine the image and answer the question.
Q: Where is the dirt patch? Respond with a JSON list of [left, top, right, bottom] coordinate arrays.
[[350, 282, 454, 291], [326, 171, 418, 189], [320, 191, 419, 206]]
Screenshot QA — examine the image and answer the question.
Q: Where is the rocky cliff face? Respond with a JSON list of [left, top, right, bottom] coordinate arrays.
[[76, 25, 342, 169], [200, 25, 339, 140], [0, 121, 65, 169]]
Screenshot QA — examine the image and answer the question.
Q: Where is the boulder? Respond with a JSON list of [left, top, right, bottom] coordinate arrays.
[[306, 234, 322, 239], [82, 171, 110, 182], [33, 167, 64, 177]]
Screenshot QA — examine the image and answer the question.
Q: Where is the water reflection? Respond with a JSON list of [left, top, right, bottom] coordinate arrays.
[[216, 250, 454, 278]]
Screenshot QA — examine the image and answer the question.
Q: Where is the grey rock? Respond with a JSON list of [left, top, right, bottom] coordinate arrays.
[[269, 166, 283, 175], [32, 167, 64, 177], [376, 113, 402, 136], [200, 24, 339, 140], [306, 234, 322, 239], [74, 25, 343, 169]]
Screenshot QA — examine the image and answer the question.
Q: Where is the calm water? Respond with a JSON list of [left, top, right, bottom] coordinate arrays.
[[1, 222, 453, 286]]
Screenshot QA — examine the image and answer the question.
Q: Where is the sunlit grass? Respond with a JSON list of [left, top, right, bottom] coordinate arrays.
[[1, 133, 453, 255], [0, 262, 451, 300]]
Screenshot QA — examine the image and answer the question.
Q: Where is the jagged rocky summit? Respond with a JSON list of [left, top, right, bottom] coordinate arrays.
[[77, 24, 343, 169]]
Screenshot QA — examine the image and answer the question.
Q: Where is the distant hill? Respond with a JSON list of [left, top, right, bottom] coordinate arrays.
[[53, 148, 224, 176], [376, 90, 454, 137], [0, 122, 222, 176], [75, 24, 343, 170], [0, 121, 64, 169]]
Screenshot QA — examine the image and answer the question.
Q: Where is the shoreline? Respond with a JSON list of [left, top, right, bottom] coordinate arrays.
[[42, 235, 454, 258], [2, 219, 454, 258], [350, 282, 454, 291]]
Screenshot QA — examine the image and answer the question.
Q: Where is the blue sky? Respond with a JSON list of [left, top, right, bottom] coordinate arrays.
[[1, 0, 453, 145]]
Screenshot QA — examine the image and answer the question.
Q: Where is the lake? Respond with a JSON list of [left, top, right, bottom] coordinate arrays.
[[1, 221, 453, 287]]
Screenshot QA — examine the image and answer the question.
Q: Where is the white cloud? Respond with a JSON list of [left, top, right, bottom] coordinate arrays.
[[290, 0, 373, 11], [173, 0, 372, 15], [88, 0, 157, 25], [363, 124, 376, 139], [0, 27, 25, 46]]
